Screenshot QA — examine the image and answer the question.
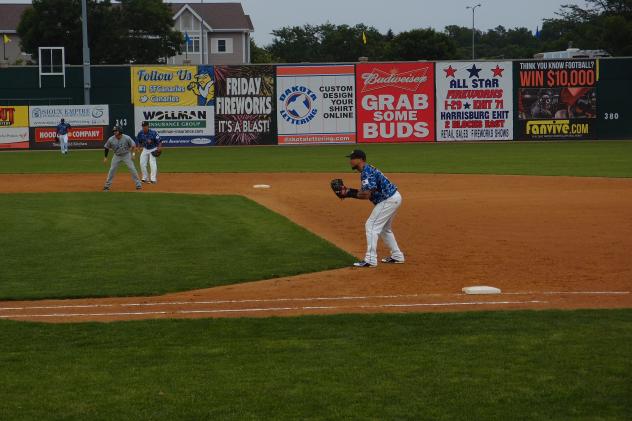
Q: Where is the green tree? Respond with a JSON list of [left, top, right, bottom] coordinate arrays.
[[387, 28, 457, 60], [118, 0, 181, 63], [267, 25, 322, 62], [17, 0, 181, 64], [250, 39, 274, 63]]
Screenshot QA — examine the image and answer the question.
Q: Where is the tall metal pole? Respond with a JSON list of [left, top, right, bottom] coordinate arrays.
[[466, 4, 482, 60], [81, 0, 91, 104]]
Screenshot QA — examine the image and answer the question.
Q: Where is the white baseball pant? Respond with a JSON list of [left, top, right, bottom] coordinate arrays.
[[364, 191, 404, 266], [140, 148, 158, 182], [58, 134, 69, 154]]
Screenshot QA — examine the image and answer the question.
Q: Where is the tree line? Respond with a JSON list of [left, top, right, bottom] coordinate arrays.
[[15, 0, 632, 65]]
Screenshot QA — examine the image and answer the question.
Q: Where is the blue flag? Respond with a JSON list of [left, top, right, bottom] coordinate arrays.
[[535, 26, 542, 40], [184, 32, 192, 45]]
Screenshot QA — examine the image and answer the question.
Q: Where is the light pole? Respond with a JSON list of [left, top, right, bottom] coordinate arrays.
[[466, 3, 482, 60], [81, 0, 91, 104]]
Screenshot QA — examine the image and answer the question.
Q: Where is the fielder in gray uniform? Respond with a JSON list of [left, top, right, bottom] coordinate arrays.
[[102, 126, 142, 191]]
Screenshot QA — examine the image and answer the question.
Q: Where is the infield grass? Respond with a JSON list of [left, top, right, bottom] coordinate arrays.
[[0, 192, 354, 300], [1, 141, 631, 177], [0, 309, 630, 420]]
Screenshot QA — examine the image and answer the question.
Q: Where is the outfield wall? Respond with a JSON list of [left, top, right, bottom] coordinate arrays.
[[0, 58, 630, 150]]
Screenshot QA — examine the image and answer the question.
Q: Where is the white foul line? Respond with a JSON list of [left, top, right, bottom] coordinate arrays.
[[0, 291, 628, 313], [0, 300, 548, 319]]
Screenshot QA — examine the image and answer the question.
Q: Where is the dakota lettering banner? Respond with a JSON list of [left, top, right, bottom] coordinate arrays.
[[214, 65, 276, 146], [0, 106, 29, 149], [277, 65, 356, 145], [436, 62, 513, 141], [516, 60, 597, 140], [356, 62, 435, 143], [130, 66, 216, 106]]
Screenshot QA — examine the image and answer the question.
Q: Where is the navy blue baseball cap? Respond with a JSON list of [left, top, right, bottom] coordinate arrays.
[[346, 149, 366, 160]]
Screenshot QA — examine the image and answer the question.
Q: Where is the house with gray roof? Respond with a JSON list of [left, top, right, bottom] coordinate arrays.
[[0, 2, 254, 65]]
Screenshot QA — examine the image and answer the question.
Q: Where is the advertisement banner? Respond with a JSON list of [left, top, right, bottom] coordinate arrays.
[[0, 106, 29, 149], [516, 60, 597, 140], [436, 62, 513, 141], [134, 106, 215, 146], [214, 65, 275, 145], [35, 127, 105, 143], [356, 62, 435, 143], [29, 105, 109, 127], [0, 127, 29, 149], [276, 65, 356, 145], [130, 66, 216, 106]]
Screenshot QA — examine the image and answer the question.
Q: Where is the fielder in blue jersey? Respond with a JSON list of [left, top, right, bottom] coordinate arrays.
[[336, 149, 405, 267], [136, 121, 162, 184], [56, 118, 71, 155]]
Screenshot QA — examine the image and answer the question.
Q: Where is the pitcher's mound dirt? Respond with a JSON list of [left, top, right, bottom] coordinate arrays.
[[0, 173, 630, 322]]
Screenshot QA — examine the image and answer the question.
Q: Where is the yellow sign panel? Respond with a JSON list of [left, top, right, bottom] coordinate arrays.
[[131, 66, 203, 105], [0, 106, 29, 127]]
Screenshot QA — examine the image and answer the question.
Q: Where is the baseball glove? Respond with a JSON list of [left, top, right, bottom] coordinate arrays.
[[151, 149, 162, 158], [330, 178, 346, 199]]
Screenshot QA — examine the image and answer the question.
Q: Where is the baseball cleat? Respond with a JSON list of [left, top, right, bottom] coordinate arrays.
[[353, 261, 377, 268], [381, 257, 404, 264], [102, 187, 109, 192], [150, 181, 157, 184], [136, 185, 142, 190], [141, 179, 149, 183]]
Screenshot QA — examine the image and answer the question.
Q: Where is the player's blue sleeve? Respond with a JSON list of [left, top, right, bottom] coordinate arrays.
[[153, 131, 162, 144], [361, 172, 377, 191]]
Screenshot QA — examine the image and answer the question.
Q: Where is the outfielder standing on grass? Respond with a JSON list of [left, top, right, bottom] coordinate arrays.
[[56, 118, 71, 155], [136, 121, 162, 184], [102, 126, 142, 191], [331, 149, 405, 268]]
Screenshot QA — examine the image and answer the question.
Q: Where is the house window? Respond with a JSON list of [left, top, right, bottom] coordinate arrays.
[[213, 38, 232, 54], [184, 36, 200, 53]]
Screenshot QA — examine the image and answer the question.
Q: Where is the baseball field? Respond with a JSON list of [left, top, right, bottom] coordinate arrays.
[[0, 142, 631, 419]]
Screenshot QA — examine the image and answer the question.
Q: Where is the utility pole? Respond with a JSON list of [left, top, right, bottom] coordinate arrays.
[[81, 0, 91, 104], [466, 3, 482, 60]]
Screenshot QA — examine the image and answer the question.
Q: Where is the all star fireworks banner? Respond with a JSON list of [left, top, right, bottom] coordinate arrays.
[[214, 65, 276, 146], [436, 62, 513, 141], [516, 60, 598, 140], [356, 62, 435, 143], [276, 65, 356, 145]]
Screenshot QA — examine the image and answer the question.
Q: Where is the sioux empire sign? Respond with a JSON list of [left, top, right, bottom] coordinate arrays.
[[356, 62, 435, 143], [29, 105, 109, 127], [436, 61, 513, 141], [277, 65, 356, 145]]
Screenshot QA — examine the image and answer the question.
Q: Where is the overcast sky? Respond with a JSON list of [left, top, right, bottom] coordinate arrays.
[[4, 0, 586, 44]]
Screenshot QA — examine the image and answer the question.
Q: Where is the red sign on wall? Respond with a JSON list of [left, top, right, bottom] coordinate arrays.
[[356, 62, 435, 143], [35, 127, 105, 143]]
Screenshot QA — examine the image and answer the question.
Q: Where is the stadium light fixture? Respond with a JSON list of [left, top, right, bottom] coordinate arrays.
[[466, 3, 482, 60]]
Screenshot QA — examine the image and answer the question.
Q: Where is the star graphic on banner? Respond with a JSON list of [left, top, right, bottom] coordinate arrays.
[[443, 65, 457, 78], [464, 102, 471, 109], [492, 65, 505, 77], [466, 64, 481, 78]]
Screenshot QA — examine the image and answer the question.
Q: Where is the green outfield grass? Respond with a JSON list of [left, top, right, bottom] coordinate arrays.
[[0, 193, 354, 300], [1, 141, 631, 177], [0, 310, 629, 420]]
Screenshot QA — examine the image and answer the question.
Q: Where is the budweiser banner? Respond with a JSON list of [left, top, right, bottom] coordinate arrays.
[[516, 60, 598, 140], [214, 65, 276, 146], [277, 65, 356, 145], [356, 62, 435, 143], [0, 106, 30, 149], [436, 61, 513, 141]]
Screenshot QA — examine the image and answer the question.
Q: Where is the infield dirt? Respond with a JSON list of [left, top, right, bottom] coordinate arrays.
[[0, 173, 630, 322]]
